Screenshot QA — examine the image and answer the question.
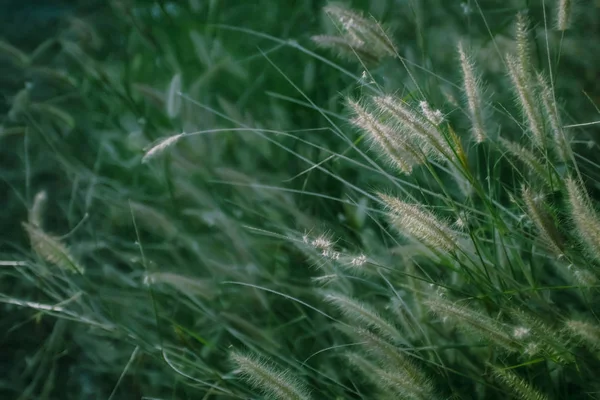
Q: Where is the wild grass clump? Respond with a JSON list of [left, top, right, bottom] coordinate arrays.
[[3, 0, 600, 399]]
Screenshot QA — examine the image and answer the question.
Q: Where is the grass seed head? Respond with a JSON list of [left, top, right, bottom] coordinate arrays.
[[379, 193, 459, 254], [231, 352, 312, 400], [458, 42, 486, 143], [565, 177, 600, 260]]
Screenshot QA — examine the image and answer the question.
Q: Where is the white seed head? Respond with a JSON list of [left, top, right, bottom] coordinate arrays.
[[142, 133, 185, 163]]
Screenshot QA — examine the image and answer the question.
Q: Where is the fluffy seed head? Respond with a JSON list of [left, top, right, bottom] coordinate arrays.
[[373, 95, 452, 160], [22, 222, 84, 274], [231, 352, 312, 400], [557, 0, 572, 31], [349, 99, 423, 174], [492, 366, 549, 400], [564, 320, 600, 350], [427, 297, 518, 352], [506, 56, 545, 148], [379, 193, 459, 253], [537, 73, 571, 163], [521, 186, 564, 257], [29, 190, 47, 228], [166, 73, 182, 118], [142, 133, 185, 163], [313, 5, 396, 64], [500, 138, 550, 186], [419, 101, 444, 125], [515, 13, 532, 74], [345, 351, 435, 399], [565, 177, 600, 260], [324, 292, 401, 341], [458, 42, 486, 143]]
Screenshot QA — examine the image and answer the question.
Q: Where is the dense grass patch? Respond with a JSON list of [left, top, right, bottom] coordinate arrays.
[[2, 1, 600, 399]]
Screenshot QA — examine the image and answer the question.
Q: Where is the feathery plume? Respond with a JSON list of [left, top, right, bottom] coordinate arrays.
[[419, 101, 444, 126], [354, 328, 434, 398], [521, 186, 564, 257], [458, 42, 486, 142], [345, 352, 434, 400], [492, 367, 549, 400], [29, 190, 47, 228], [349, 99, 423, 174], [324, 292, 402, 341], [312, 35, 381, 65], [231, 352, 312, 400], [142, 133, 185, 163], [507, 56, 545, 148], [556, 0, 572, 31], [536, 73, 571, 163], [565, 177, 600, 260], [515, 14, 532, 75], [166, 73, 181, 118], [379, 193, 459, 253], [22, 222, 84, 274], [564, 320, 600, 350], [313, 4, 396, 63], [508, 308, 573, 363], [427, 297, 518, 352], [374, 95, 452, 159], [499, 138, 551, 186]]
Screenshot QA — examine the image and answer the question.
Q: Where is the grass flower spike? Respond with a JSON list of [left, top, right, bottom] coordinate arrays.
[[521, 186, 564, 257], [312, 4, 396, 63], [142, 133, 185, 163], [231, 352, 312, 400], [379, 193, 459, 253], [458, 42, 486, 142], [349, 99, 423, 174], [565, 177, 600, 260], [492, 367, 549, 400]]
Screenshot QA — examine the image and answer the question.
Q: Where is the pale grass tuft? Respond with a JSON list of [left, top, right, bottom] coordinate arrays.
[[353, 328, 436, 399], [313, 4, 396, 63], [374, 95, 452, 160], [521, 186, 564, 257], [492, 367, 549, 400], [231, 352, 312, 400], [556, 0, 572, 31], [29, 190, 47, 228], [427, 297, 518, 352], [458, 42, 486, 142], [144, 272, 216, 300], [506, 55, 545, 148], [345, 352, 434, 400], [22, 222, 84, 274], [348, 99, 423, 174], [536, 73, 571, 163], [565, 177, 600, 260], [378, 193, 459, 253], [166, 73, 182, 118], [418, 101, 444, 126], [142, 133, 185, 163], [515, 13, 532, 74], [508, 308, 573, 363], [564, 320, 600, 350], [350, 254, 367, 267], [324, 292, 402, 341], [311, 274, 338, 286], [499, 138, 550, 186]]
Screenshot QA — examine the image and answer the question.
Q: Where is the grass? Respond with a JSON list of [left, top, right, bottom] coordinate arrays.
[[2, 0, 600, 399]]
